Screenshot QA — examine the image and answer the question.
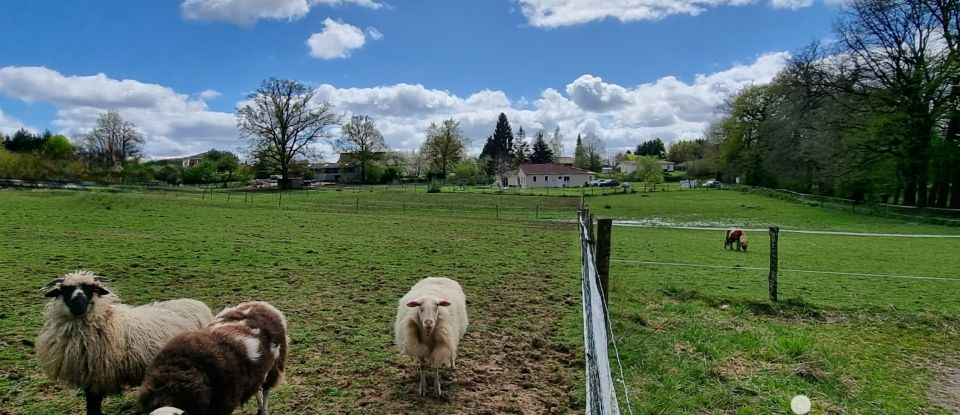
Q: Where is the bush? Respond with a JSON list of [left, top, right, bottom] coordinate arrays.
[[427, 181, 442, 193]]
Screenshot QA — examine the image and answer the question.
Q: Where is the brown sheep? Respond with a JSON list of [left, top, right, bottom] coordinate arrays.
[[724, 228, 748, 252]]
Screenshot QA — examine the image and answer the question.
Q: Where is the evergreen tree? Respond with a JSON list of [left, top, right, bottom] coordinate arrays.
[[479, 113, 515, 174], [574, 133, 587, 169], [530, 131, 554, 163]]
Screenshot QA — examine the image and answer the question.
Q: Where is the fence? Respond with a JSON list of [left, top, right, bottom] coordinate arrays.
[[579, 210, 632, 415], [737, 186, 960, 225]]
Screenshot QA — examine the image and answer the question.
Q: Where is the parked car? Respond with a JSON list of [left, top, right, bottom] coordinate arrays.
[[588, 179, 606, 186], [591, 179, 619, 187], [704, 179, 722, 188]]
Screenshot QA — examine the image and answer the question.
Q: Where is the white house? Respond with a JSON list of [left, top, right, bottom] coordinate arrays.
[[617, 159, 676, 173], [507, 164, 595, 188]]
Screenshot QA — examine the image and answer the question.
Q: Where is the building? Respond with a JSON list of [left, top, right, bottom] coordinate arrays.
[[556, 156, 575, 167], [617, 159, 676, 173], [507, 164, 595, 188]]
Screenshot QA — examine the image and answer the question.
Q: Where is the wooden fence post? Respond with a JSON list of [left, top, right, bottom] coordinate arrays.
[[496, 204, 499, 220], [278, 191, 282, 207], [536, 204, 540, 219], [355, 197, 360, 214], [596, 218, 613, 306], [769, 226, 779, 303]]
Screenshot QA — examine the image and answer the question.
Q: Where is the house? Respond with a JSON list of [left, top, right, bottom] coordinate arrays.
[[601, 167, 614, 174], [309, 162, 342, 182], [308, 152, 390, 182], [156, 151, 208, 168], [507, 164, 595, 188], [617, 160, 676, 173]]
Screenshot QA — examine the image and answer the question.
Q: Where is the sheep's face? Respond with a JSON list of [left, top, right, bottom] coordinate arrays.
[[44, 281, 109, 317], [739, 236, 749, 251], [406, 297, 451, 334]]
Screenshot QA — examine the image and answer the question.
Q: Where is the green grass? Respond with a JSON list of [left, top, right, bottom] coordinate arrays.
[[587, 190, 960, 414], [0, 189, 583, 414]]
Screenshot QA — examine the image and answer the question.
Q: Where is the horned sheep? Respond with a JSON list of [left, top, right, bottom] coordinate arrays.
[[394, 277, 468, 397], [138, 301, 289, 415], [35, 270, 213, 415]]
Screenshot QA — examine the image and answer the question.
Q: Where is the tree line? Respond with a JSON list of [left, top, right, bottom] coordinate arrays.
[[705, 0, 959, 208]]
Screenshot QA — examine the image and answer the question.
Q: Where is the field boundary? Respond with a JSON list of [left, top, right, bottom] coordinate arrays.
[[612, 259, 960, 282], [612, 222, 960, 238]]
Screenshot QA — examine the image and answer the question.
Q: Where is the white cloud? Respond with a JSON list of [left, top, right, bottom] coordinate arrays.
[[0, 66, 238, 158], [515, 0, 824, 28], [199, 89, 222, 100], [307, 19, 379, 60], [0, 108, 30, 135], [366, 27, 384, 40], [181, 0, 383, 25], [0, 52, 788, 159]]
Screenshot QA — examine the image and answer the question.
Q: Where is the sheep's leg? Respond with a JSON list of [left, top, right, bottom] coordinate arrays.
[[435, 367, 442, 397], [84, 390, 103, 415], [418, 358, 426, 396], [256, 388, 270, 415]]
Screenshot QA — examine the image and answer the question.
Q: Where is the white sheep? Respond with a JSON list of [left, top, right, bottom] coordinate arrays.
[[35, 270, 214, 415], [394, 277, 468, 397], [138, 301, 289, 415]]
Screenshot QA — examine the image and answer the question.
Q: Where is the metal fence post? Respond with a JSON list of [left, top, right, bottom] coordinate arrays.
[[769, 226, 779, 303]]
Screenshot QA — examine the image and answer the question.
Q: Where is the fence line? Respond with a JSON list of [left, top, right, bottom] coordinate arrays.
[[611, 259, 960, 282], [579, 211, 629, 415], [612, 222, 960, 238]]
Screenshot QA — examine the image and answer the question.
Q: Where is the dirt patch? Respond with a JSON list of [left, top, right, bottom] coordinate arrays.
[[928, 359, 960, 414]]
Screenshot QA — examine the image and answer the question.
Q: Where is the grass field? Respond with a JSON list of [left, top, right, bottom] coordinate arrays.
[[588, 189, 960, 414], [0, 189, 583, 414]]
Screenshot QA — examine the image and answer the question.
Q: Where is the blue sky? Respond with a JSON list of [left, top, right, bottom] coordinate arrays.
[[0, 0, 839, 158]]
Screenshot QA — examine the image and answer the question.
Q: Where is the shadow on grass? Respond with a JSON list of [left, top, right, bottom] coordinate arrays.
[[662, 287, 824, 320]]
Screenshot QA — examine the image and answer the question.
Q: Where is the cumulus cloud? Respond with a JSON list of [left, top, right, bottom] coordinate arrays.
[[307, 19, 380, 60], [516, 0, 824, 28], [0, 66, 238, 158], [0, 108, 30, 135], [0, 52, 788, 159], [181, 0, 383, 25], [199, 89, 222, 100]]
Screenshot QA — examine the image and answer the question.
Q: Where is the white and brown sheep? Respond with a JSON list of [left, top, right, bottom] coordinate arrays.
[[724, 228, 749, 252], [138, 301, 289, 415], [394, 277, 468, 397], [36, 270, 213, 415]]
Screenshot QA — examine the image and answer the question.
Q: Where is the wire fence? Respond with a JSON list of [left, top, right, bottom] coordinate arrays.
[[579, 210, 632, 415], [736, 186, 960, 225]]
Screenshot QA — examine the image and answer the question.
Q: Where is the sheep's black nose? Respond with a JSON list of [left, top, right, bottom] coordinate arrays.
[[67, 294, 89, 316]]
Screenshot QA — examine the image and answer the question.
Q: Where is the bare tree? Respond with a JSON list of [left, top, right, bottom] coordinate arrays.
[[582, 132, 605, 172], [237, 78, 340, 189], [549, 126, 564, 162], [408, 149, 427, 179], [336, 115, 386, 184], [82, 110, 144, 169], [421, 119, 466, 178]]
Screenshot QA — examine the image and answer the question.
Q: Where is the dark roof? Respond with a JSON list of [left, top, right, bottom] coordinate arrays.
[[336, 152, 388, 165], [520, 164, 594, 175]]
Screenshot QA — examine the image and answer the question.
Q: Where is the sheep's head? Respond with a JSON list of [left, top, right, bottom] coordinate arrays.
[[41, 271, 110, 317], [739, 235, 749, 251], [147, 407, 187, 415], [406, 296, 451, 334]]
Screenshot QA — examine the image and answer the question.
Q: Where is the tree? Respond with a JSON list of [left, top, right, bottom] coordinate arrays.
[[82, 111, 145, 169], [530, 131, 555, 163], [574, 134, 587, 169], [549, 126, 564, 161], [636, 138, 666, 158], [42, 134, 75, 159], [408, 149, 427, 178], [513, 126, 530, 165], [582, 133, 605, 172], [336, 115, 386, 184], [633, 156, 665, 184], [2, 129, 45, 153], [237, 78, 340, 189], [421, 119, 466, 178], [479, 113, 514, 174]]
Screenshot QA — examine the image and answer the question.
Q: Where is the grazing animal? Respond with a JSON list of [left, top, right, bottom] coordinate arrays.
[[724, 228, 749, 251], [395, 277, 468, 397], [36, 271, 213, 415], [138, 301, 289, 415]]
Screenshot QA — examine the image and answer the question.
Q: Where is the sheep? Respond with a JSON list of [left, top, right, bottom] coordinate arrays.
[[394, 277, 468, 397], [35, 270, 213, 415], [724, 228, 749, 251], [138, 301, 289, 415]]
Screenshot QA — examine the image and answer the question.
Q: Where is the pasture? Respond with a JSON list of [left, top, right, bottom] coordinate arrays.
[[0, 189, 583, 414], [588, 190, 960, 414]]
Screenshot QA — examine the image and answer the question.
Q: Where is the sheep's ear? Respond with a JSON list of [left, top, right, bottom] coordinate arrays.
[[93, 286, 110, 296], [438, 300, 451, 307], [44, 288, 61, 298], [406, 300, 421, 308]]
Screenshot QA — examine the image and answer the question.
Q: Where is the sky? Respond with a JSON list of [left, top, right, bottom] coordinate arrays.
[[0, 0, 841, 160]]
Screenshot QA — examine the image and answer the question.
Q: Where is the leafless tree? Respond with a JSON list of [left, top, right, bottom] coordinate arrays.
[[336, 115, 386, 183], [237, 78, 340, 189], [82, 110, 144, 169]]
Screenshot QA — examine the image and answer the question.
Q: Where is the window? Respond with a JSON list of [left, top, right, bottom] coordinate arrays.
[[533, 176, 537, 182], [563, 176, 570, 181], [544, 176, 548, 181]]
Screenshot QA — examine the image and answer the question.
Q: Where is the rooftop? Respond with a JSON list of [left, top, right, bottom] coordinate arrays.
[[520, 163, 594, 175]]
